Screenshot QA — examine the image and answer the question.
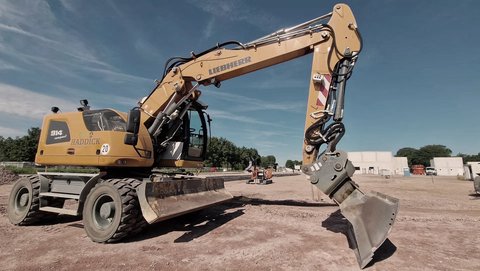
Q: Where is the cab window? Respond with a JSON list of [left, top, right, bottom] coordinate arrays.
[[187, 110, 205, 158], [83, 110, 126, 132]]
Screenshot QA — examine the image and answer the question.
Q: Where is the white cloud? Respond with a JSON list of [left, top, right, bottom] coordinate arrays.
[[0, 23, 56, 44], [51, 85, 141, 111], [0, 0, 112, 70], [253, 77, 306, 90], [0, 83, 77, 119], [110, 96, 138, 107], [241, 128, 298, 138], [1, 43, 152, 86], [188, 0, 280, 31], [204, 91, 304, 113], [0, 59, 18, 71], [58, 0, 77, 12], [252, 140, 289, 150], [0, 0, 160, 89], [0, 47, 85, 79], [81, 66, 153, 84], [203, 18, 215, 39], [0, 24, 111, 68], [208, 109, 269, 125], [0, 125, 25, 138]]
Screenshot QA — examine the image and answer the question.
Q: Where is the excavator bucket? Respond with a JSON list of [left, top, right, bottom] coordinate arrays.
[[340, 190, 399, 268], [137, 177, 233, 224], [306, 150, 399, 268]]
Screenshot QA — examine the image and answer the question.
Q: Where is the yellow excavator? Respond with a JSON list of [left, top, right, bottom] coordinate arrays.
[[7, 4, 398, 268]]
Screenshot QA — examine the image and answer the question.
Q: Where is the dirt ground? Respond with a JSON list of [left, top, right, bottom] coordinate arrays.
[[1, 174, 479, 271]]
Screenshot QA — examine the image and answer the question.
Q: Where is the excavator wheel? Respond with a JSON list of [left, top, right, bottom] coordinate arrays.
[[7, 175, 62, 225], [82, 178, 146, 243], [121, 178, 148, 235]]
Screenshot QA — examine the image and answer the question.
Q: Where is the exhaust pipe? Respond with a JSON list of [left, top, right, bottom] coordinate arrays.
[[304, 150, 399, 268]]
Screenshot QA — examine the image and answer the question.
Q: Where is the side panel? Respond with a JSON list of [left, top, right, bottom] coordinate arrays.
[[36, 113, 99, 166]]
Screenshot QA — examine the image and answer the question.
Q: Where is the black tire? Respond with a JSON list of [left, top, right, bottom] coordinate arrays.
[[121, 178, 148, 235], [7, 175, 61, 225], [82, 178, 145, 243]]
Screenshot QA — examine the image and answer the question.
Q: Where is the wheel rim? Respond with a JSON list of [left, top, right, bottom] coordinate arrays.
[[14, 187, 30, 214], [92, 194, 116, 229]]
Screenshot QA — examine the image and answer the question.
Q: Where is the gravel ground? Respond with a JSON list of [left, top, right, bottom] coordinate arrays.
[[0, 167, 18, 185], [0, 174, 479, 270]]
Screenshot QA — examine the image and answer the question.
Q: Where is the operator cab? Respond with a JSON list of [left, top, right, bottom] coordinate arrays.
[[124, 101, 209, 167], [160, 103, 208, 162]]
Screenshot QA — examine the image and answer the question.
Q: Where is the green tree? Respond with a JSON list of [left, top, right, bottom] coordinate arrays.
[[21, 127, 41, 161], [396, 144, 452, 167], [205, 137, 231, 168], [285, 160, 301, 170], [419, 145, 451, 158], [0, 136, 5, 161], [396, 147, 420, 167], [0, 127, 41, 162], [260, 155, 276, 168], [285, 160, 294, 170], [236, 147, 260, 170], [458, 152, 480, 163], [396, 147, 417, 158], [204, 137, 260, 170]]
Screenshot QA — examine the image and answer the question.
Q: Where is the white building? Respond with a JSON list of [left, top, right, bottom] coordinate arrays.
[[464, 161, 480, 180], [430, 157, 464, 176], [347, 151, 408, 175]]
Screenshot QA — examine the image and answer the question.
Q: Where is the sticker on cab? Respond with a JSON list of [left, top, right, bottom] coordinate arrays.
[[100, 144, 110, 155]]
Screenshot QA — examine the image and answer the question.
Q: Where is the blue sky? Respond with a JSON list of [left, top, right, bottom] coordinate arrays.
[[0, 0, 479, 165]]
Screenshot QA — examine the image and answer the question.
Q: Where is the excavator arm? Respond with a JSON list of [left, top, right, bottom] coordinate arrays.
[[130, 4, 398, 268]]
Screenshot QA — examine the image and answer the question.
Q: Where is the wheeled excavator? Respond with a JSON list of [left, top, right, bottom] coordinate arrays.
[[7, 4, 398, 268]]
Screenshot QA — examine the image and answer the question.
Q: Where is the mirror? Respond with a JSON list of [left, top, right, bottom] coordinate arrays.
[[124, 108, 141, 146], [126, 108, 141, 133], [124, 133, 138, 146]]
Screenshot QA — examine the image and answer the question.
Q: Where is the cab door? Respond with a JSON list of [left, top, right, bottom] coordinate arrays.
[[183, 106, 207, 161]]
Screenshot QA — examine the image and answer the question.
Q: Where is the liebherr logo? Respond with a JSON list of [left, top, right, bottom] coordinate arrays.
[[208, 56, 251, 75]]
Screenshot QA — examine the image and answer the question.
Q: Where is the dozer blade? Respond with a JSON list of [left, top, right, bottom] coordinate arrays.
[[340, 190, 399, 268], [137, 177, 233, 224]]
